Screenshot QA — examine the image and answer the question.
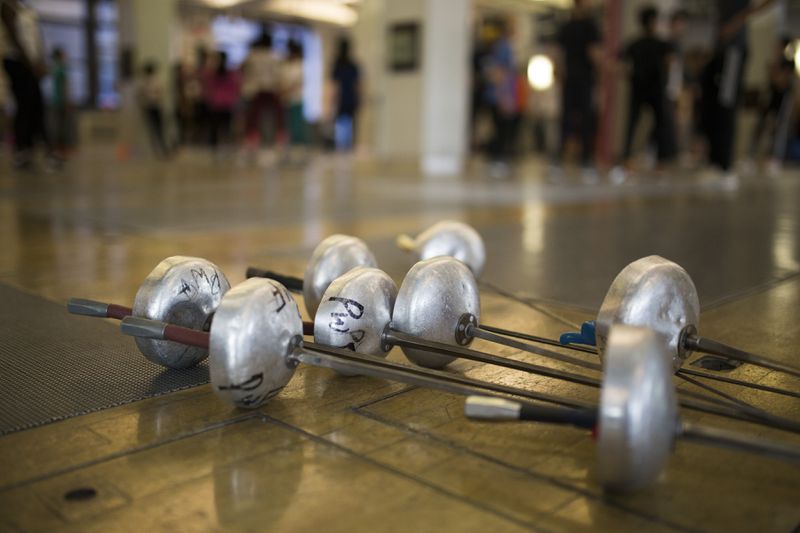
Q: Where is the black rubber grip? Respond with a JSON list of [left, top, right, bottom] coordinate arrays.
[[519, 403, 597, 430], [245, 267, 304, 292]]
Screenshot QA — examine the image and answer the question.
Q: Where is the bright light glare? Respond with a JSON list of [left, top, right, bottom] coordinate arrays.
[[794, 40, 800, 77], [205, 0, 244, 7], [265, 0, 358, 26], [527, 55, 554, 91]]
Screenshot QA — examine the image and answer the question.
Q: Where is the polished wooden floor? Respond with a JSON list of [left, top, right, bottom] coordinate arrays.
[[1, 148, 799, 531]]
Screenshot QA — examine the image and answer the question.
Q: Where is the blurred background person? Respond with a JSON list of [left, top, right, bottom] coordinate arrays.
[[191, 48, 211, 145], [282, 39, 307, 161], [615, 6, 675, 179], [0, 70, 7, 154], [552, 0, 602, 183], [469, 25, 493, 152], [1, 0, 54, 170], [665, 9, 688, 164], [484, 20, 516, 178], [138, 61, 169, 159], [747, 36, 796, 177], [331, 37, 360, 151], [526, 52, 560, 160], [683, 48, 711, 169], [699, 0, 775, 188], [205, 51, 240, 157], [50, 47, 70, 158], [173, 60, 190, 147], [241, 31, 282, 160]]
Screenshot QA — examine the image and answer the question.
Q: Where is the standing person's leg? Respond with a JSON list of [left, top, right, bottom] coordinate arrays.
[[334, 112, 354, 150], [556, 84, 573, 163], [208, 109, 219, 149], [579, 86, 596, 168], [714, 46, 745, 172], [220, 109, 233, 147], [144, 107, 160, 156], [748, 99, 772, 159], [288, 102, 307, 145], [623, 89, 644, 162], [153, 107, 169, 156], [488, 105, 503, 161], [193, 102, 208, 145], [54, 105, 69, 153], [245, 93, 262, 146], [771, 91, 794, 162], [700, 52, 723, 169], [653, 94, 675, 165], [4, 60, 36, 163], [264, 92, 285, 145], [29, 75, 51, 154]]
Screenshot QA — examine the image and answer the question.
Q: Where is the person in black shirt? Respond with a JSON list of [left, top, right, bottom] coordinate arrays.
[[619, 6, 674, 168], [554, 0, 602, 177]]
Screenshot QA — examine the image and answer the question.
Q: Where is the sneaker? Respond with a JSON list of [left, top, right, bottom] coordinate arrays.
[[488, 161, 510, 179], [580, 166, 600, 184], [546, 164, 565, 184], [720, 171, 739, 191], [739, 158, 756, 176], [608, 165, 627, 185], [766, 159, 781, 179]]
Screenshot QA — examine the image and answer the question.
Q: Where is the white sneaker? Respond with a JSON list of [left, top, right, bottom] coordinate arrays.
[[546, 164, 565, 184], [488, 161, 510, 179], [739, 158, 756, 176], [766, 159, 781, 179], [608, 166, 627, 185], [581, 166, 600, 184], [720, 171, 739, 191]]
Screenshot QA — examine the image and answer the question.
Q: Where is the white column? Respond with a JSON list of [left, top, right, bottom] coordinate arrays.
[[116, 0, 178, 156], [420, 0, 471, 177], [128, 0, 178, 112]]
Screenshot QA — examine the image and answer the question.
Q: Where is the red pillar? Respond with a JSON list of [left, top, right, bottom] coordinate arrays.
[[597, 0, 622, 168]]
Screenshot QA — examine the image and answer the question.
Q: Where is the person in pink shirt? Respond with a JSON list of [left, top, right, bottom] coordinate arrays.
[[205, 51, 240, 151]]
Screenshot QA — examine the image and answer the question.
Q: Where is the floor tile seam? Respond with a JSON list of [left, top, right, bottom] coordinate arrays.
[[351, 407, 700, 533], [0, 412, 260, 493], [257, 413, 546, 532], [700, 270, 800, 312], [482, 269, 800, 320], [479, 281, 585, 330], [480, 282, 598, 315], [349, 386, 418, 410]]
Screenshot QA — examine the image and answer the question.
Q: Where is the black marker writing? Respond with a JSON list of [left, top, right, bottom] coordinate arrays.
[[218, 373, 264, 392]]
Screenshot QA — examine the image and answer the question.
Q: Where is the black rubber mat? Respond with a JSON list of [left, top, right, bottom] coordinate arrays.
[[0, 283, 209, 435]]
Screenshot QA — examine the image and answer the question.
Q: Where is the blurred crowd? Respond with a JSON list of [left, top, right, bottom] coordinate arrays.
[[0, 0, 68, 170], [472, 0, 798, 186], [139, 34, 361, 163], [1, 0, 798, 185], [0, 0, 362, 171]]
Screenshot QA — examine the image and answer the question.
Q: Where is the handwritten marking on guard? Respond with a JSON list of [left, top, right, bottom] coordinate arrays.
[[218, 373, 264, 392], [177, 268, 222, 299], [327, 297, 365, 333], [328, 297, 364, 319], [272, 285, 291, 313]]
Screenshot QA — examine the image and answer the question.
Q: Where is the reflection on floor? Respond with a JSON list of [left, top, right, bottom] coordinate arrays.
[[0, 149, 799, 531]]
